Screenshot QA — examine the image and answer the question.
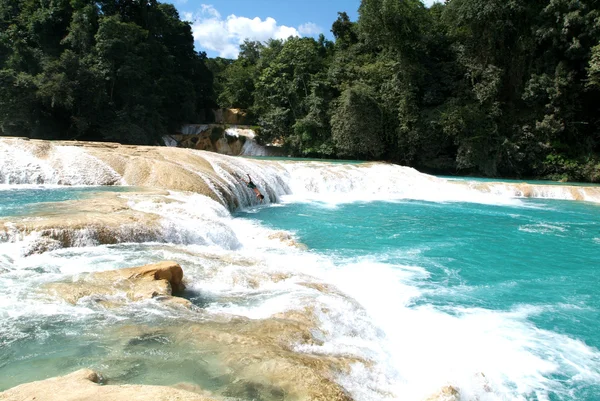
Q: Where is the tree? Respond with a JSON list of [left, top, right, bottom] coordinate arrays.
[[331, 84, 385, 158], [331, 12, 358, 49], [0, 0, 213, 143]]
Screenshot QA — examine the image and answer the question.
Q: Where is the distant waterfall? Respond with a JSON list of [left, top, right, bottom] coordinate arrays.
[[166, 125, 286, 157]]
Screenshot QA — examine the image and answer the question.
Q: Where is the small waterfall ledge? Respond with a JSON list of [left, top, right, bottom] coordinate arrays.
[[1, 137, 600, 207]]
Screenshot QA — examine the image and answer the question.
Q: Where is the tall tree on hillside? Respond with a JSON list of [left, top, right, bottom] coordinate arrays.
[[522, 0, 600, 178], [356, 0, 432, 163], [217, 40, 263, 109], [440, 0, 539, 175], [253, 37, 334, 154], [331, 12, 358, 50], [331, 83, 385, 158]]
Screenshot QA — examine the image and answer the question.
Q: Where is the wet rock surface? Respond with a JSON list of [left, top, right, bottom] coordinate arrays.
[[43, 261, 189, 307], [0, 368, 218, 401]]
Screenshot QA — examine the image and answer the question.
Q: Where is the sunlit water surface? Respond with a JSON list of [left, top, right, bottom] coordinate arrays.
[[1, 185, 599, 401]]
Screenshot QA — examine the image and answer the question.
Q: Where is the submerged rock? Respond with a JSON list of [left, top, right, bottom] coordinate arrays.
[[0, 192, 163, 254], [43, 260, 190, 308], [166, 310, 357, 400], [92, 302, 362, 401], [0, 368, 217, 401], [268, 231, 308, 249]]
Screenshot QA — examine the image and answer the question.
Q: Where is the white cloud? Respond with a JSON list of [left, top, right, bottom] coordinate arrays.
[[188, 4, 305, 58], [298, 22, 322, 36], [201, 4, 220, 19]]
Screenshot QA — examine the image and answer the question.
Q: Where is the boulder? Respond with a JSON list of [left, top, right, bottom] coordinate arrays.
[[0, 368, 217, 401], [44, 261, 189, 307]]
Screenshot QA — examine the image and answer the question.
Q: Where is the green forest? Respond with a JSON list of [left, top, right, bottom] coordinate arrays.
[[1, 0, 600, 181]]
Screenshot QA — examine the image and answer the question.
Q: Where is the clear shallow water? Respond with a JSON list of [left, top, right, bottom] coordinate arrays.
[[1, 184, 599, 401], [439, 175, 600, 187], [0, 186, 134, 217], [238, 198, 600, 400]]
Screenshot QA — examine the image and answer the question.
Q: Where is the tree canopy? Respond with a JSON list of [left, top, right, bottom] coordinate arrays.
[[211, 0, 600, 181], [0, 0, 212, 144]]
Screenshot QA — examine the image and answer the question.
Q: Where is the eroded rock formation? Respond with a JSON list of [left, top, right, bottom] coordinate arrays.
[[100, 308, 360, 401], [34, 260, 363, 401], [43, 261, 189, 307], [0, 192, 163, 251]]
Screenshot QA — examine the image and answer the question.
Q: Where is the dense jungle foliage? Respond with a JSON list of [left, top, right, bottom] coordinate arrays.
[[0, 0, 213, 144], [1, 0, 600, 180]]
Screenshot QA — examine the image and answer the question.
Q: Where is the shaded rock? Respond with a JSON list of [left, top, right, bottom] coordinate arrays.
[[44, 261, 190, 307], [215, 136, 243, 155], [0, 368, 217, 401], [213, 108, 248, 125]]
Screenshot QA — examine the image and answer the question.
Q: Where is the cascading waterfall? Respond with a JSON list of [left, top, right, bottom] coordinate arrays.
[[1, 138, 599, 205], [0, 140, 122, 186], [1, 137, 600, 401]]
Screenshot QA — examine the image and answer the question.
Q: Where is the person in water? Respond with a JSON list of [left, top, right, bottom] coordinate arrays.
[[243, 174, 265, 202]]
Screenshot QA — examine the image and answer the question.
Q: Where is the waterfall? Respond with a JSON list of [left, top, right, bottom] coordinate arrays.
[[1, 138, 599, 206], [0, 139, 122, 186]]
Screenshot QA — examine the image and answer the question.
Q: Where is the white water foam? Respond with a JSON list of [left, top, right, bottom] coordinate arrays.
[[2, 141, 600, 400], [197, 153, 529, 207], [0, 141, 122, 185], [126, 191, 242, 249], [2, 191, 600, 400], [239, 138, 271, 156], [519, 223, 568, 236], [285, 254, 600, 401], [1, 138, 598, 206]]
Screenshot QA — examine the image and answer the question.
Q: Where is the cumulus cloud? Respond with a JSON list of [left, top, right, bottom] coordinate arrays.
[[188, 4, 308, 58], [298, 22, 322, 36]]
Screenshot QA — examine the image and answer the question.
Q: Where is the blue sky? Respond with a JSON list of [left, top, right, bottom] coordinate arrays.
[[171, 0, 438, 58]]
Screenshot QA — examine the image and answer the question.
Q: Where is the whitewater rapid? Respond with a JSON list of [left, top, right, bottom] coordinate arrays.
[[2, 138, 599, 207], [1, 138, 600, 401]]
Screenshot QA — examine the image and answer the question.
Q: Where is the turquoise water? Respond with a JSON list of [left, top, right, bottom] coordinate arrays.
[[0, 186, 133, 217], [439, 175, 600, 187], [239, 198, 600, 400], [1, 183, 600, 400]]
